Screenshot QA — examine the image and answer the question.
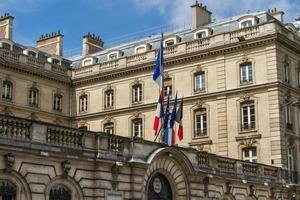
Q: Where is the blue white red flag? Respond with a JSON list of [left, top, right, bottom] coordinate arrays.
[[163, 92, 170, 144], [168, 93, 178, 146], [175, 97, 183, 141], [153, 39, 164, 88], [153, 90, 164, 135]]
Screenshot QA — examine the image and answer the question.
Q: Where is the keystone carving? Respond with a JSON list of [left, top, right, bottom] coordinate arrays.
[[241, 138, 256, 147], [195, 100, 204, 108], [133, 78, 139, 85], [4, 153, 15, 172], [104, 115, 112, 122], [61, 160, 71, 178]]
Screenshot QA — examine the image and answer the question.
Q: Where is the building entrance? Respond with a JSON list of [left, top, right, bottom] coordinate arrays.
[[147, 173, 172, 200]]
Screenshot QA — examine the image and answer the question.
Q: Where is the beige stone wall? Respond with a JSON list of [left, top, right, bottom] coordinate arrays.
[[0, 68, 71, 125]]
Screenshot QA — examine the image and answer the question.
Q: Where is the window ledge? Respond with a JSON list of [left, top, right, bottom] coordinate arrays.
[[236, 133, 261, 141], [194, 89, 206, 94], [79, 111, 88, 114], [132, 101, 143, 106], [1, 98, 13, 103], [240, 81, 253, 86], [189, 137, 212, 146], [104, 107, 114, 110], [239, 129, 257, 134], [29, 104, 39, 108]]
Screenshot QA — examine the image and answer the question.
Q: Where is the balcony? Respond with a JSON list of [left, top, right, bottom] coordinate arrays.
[[0, 114, 296, 185]]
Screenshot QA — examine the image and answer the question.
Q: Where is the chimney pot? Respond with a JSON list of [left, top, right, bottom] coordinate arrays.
[[36, 31, 64, 56], [0, 12, 14, 40], [82, 32, 104, 56], [191, 2, 212, 29]]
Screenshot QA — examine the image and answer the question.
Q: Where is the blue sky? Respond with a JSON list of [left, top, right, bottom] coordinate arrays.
[[0, 0, 299, 56]]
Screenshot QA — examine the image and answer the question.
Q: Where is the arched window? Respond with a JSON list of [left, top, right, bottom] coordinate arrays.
[[49, 185, 71, 200], [79, 94, 88, 112], [29, 87, 39, 107], [2, 80, 13, 101], [0, 180, 16, 200], [53, 94, 63, 112]]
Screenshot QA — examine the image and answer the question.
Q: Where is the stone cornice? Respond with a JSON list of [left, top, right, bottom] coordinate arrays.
[[0, 59, 71, 85], [72, 34, 278, 86]]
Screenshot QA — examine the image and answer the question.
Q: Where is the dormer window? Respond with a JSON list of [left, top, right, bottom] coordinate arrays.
[[238, 16, 258, 28], [194, 29, 210, 39], [241, 20, 253, 28], [23, 48, 38, 58], [135, 46, 146, 54], [47, 56, 62, 65], [52, 58, 60, 65], [107, 51, 123, 61], [28, 51, 37, 57], [1, 42, 11, 50], [164, 39, 175, 47], [82, 57, 97, 66]]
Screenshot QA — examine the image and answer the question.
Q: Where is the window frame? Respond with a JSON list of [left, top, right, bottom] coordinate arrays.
[[104, 89, 114, 109], [104, 122, 114, 134], [53, 93, 63, 112], [132, 84, 143, 104], [194, 71, 206, 92], [79, 94, 88, 113], [28, 87, 39, 107], [49, 185, 71, 200], [194, 108, 208, 138], [240, 62, 253, 84], [240, 101, 256, 131], [2, 80, 13, 102], [242, 147, 257, 163], [163, 78, 173, 97], [132, 118, 143, 138]]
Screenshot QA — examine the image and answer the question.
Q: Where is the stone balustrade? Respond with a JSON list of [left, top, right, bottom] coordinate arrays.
[[73, 20, 297, 78], [0, 48, 69, 75], [0, 114, 296, 185]]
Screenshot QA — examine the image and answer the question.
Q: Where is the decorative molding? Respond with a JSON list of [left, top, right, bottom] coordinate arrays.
[[164, 71, 170, 79], [133, 78, 139, 85], [240, 94, 251, 101], [4, 153, 15, 172], [240, 138, 256, 147], [196, 65, 202, 72], [61, 160, 71, 178], [104, 115, 112, 122], [133, 111, 140, 118], [195, 100, 204, 108]]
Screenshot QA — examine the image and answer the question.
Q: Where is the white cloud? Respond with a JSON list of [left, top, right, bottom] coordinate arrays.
[[132, 0, 299, 26]]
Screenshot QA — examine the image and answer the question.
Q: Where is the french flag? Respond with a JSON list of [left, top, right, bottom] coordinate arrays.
[[168, 93, 178, 146], [153, 90, 164, 135], [175, 98, 183, 141], [153, 40, 164, 88]]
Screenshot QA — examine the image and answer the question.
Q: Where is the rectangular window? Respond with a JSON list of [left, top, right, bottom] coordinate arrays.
[[53, 94, 62, 111], [79, 95, 88, 112], [105, 90, 114, 108], [2, 81, 12, 101], [194, 72, 205, 92], [243, 147, 257, 162], [286, 105, 293, 130], [132, 84, 142, 103], [288, 147, 295, 182], [104, 123, 114, 134], [284, 63, 289, 83], [240, 63, 253, 83], [241, 102, 255, 131], [29, 89, 39, 106], [194, 109, 207, 137], [297, 71, 300, 88], [132, 119, 142, 138], [196, 31, 207, 39]]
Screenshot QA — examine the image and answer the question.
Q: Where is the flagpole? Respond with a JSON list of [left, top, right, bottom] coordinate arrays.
[[160, 32, 164, 143]]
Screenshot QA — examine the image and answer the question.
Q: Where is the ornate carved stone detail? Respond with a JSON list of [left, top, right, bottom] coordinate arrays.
[[225, 182, 232, 194], [106, 84, 112, 90], [241, 138, 256, 147], [4, 153, 15, 172], [133, 78, 139, 85], [29, 112, 38, 120], [111, 163, 121, 190], [203, 176, 209, 197], [2, 107, 13, 116], [196, 65, 202, 72], [164, 71, 169, 79], [195, 100, 204, 108], [61, 160, 71, 178], [104, 115, 112, 122], [241, 55, 249, 63], [240, 94, 251, 101], [133, 111, 140, 118]]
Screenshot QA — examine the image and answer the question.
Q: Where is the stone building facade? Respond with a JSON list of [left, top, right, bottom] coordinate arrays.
[[0, 2, 299, 199]]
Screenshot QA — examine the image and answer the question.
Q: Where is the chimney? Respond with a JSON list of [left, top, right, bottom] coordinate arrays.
[[36, 31, 63, 56], [0, 13, 14, 40], [82, 33, 104, 57], [268, 8, 284, 23], [191, 1, 212, 29]]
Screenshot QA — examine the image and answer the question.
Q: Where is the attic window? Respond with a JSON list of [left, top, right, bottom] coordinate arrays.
[[135, 46, 146, 54], [28, 51, 37, 57], [109, 53, 118, 60], [241, 20, 253, 28], [164, 39, 175, 47], [1, 42, 11, 50], [52, 58, 60, 65], [196, 31, 207, 39]]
